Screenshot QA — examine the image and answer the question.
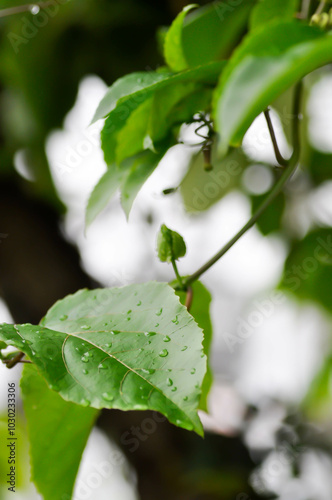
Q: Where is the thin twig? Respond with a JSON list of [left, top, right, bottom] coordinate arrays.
[[4, 352, 26, 368], [185, 286, 193, 311], [264, 108, 289, 167], [171, 259, 184, 290]]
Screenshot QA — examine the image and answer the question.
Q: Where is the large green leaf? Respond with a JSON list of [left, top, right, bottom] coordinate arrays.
[[176, 281, 213, 412], [21, 364, 98, 500], [164, 4, 198, 72], [181, 0, 257, 68], [280, 228, 332, 313], [213, 22, 332, 155], [0, 283, 206, 435], [92, 62, 224, 123], [250, 0, 299, 31]]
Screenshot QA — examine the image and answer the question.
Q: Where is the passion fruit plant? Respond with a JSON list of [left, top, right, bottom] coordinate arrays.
[[1, 0, 332, 498]]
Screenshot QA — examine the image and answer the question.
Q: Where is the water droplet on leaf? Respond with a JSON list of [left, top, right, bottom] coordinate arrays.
[[159, 349, 168, 358], [191, 368, 196, 374], [102, 392, 114, 402], [166, 378, 173, 386], [144, 331, 156, 338], [60, 315, 68, 321], [181, 346, 188, 351], [163, 336, 171, 342], [80, 325, 90, 330], [156, 308, 163, 316]]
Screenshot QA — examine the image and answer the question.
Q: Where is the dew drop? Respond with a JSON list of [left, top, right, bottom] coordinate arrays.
[[102, 392, 114, 402], [104, 343, 112, 348], [60, 314, 68, 321], [171, 386, 177, 392], [191, 368, 196, 374], [147, 340, 152, 345], [81, 356, 89, 363], [98, 362, 107, 370], [137, 300, 142, 306], [155, 323, 159, 328], [141, 368, 155, 375], [111, 330, 121, 335], [80, 398, 90, 407], [159, 349, 168, 358], [183, 396, 188, 401], [127, 317, 131, 321], [127, 310, 132, 314], [156, 308, 163, 316], [80, 325, 90, 330], [49, 384, 59, 391], [30, 4, 41, 15], [82, 369, 88, 375], [195, 383, 199, 389], [144, 331, 156, 338], [172, 315, 179, 325], [104, 323, 108, 327], [163, 335, 171, 343], [181, 346, 188, 351], [138, 348, 144, 353], [166, 378, 173, 386], [201, 353, 205, 358]]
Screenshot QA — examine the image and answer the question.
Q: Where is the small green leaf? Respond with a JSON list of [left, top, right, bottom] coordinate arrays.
[[157, 224, 186, 263], [176, 281, 213, 411], [116, 98, 153, 164], [213, 22, 332, 155], [302, 356, 332, 419], [147, 82, 198, 144], [0, 341, 7, 350], [182, 0, 257, 67], [280, 228, 332, 312], [21, 364, 98, 500], [164, 4, 198, 72], [0, 283, 206, 435], [92, 71, 169, 124], [120, 150, 164, 217], [251, 191, 286, 235], [250, 0, 299, 31], [85, 164, 131, 228], [93, 62, 224, 124]]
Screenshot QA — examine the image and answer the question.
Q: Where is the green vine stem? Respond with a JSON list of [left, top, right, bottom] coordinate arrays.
[[171, 258, 184, 289], [183, 82, 302, 287]]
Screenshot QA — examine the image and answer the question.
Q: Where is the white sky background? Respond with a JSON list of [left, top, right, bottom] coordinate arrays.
[[2, 72, 332, 499]]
